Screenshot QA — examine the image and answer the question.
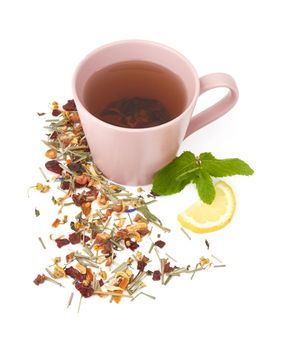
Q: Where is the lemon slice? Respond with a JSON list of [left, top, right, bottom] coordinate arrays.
[[178, 181, 236, 233]]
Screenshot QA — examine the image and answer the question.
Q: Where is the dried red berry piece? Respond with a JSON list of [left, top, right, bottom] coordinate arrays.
[[55, 238, 70, 248], [52, 109, 61, 116], [152, 270, 161, 281], [164, 262, 174, 273], [154, 240, 166, 248], [75, 283, 94, 298], [133, 214, 143, 222], [33, 274, 46, 285], [45, 160, 63, 175], [124, 238, 139, 251], [83, 235, 90, 243], [85, 188, 99, 199], [49, 131, 58, 140], [114, 229, 128, 240], [99, 279, 104, 287], [66, 252, 75, 263], [137, 228, 149, 236], [68, 232, 81, 244], [67, 162, 85, 174], [60, 181, 70, 190], [72, 193, 85, 206], [65, 266, 86, 281], [137, 260, 147, 271], [62, 99, 76, 111], [130, 241, 139, 251]]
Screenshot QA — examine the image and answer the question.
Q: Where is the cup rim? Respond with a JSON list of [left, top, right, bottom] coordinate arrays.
[[72, 39, 200, 133]]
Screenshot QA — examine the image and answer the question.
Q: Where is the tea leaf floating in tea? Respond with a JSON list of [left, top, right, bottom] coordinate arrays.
[[100, 96, 172, 128]]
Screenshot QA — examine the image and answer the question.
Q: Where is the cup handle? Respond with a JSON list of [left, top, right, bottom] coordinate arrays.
[[184, 73, 239, 138]]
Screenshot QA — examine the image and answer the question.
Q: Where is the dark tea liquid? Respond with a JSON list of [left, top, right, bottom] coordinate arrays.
[[83, 60, 187, 128]]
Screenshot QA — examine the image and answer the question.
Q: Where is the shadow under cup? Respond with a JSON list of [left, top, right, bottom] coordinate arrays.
[[72, 41, 200, 185]]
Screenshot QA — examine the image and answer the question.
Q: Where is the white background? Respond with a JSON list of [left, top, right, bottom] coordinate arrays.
[[1, 1, 284, 349]]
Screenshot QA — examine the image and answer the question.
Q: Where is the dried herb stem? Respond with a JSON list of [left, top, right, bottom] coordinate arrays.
[[93, 291, 132, 298], [78, 295, 82, 313], [131, 291, 156, 301], [165, 253, 177, 262], [38, 237, 46, 249], [180, 227, 191, 240], [111, 262, 128, 274], [45, 275, 65, 288], [211, 254, 223, 264], [39, 167, 49, 182], [67, 292, 74, 308]]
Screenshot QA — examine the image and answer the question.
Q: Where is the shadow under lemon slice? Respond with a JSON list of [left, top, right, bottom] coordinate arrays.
[[178, 181, 236, 233]]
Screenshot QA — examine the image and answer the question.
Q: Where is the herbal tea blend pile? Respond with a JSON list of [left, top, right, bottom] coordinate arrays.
[[32, 100, 225, 309]]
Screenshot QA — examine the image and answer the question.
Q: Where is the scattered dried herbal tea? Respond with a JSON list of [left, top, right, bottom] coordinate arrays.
[[31, 99, 225, 309], [83, 61, 187, 128]]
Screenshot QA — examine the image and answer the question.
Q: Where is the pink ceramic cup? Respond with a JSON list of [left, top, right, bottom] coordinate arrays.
[[72, 40, 238, 186]]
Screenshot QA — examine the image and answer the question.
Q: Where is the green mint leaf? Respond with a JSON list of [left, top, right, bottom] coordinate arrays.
[[194, 170, 216, 204], [152, 151, 198, 195], [202, 158, 254, 177], [35, 208, 40, 217], [199, 152, 216, 161]]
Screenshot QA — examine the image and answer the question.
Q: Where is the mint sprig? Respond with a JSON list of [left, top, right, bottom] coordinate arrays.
[[152, 151, 254, 204]]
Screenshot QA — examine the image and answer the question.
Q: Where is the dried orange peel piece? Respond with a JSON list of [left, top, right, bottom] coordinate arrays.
[[113, 277, 129, 304]]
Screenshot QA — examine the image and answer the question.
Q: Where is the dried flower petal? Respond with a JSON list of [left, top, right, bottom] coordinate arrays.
[[53, 265, 66, 278], [75, 283, 94, 298], [60, 181, 70, 190], [137, 260, 147, 271], [68, 232, 81, 244], [52, 109, 61, 116], [83, 235, 90, 243], [152, 270, 161, 281], [199, 256, 211, 268], [49, 131, 58, 140], [124, 238, 139, 251], [33, 274, 46, 285], [72, 193, 85, 206], [45, 160, 63, 175], [99, 279, 104, 287], [136, 228, 149, 236], [62, 99, 76, 111], [154, 240, 166, 248], [35, 183, 50, 193], [164, 262, 174, 273], [55, 238, 70, 248], [65, 266, 86, 281], [67, 162, 85, 174]]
